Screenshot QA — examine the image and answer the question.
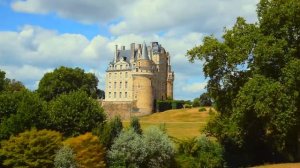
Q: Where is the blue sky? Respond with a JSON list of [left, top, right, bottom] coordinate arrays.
[[0, 0, 259, 100]]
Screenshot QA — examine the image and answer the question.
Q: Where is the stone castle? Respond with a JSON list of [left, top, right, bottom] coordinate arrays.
[[102, 42, 174, 118]]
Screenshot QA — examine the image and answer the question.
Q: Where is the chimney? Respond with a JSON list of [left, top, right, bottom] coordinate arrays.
[[130, 43, 135, 61], [114, 45, 118, 63]]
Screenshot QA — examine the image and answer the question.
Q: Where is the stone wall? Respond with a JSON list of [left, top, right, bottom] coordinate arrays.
[[100, 100, 151, 119]]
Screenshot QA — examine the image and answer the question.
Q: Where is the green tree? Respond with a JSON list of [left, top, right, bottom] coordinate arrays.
[[177, 136, 224, 168], [192, 97, 200, 107], [0, 90, 49, 140], [97, 116, 123, 149], [4, 79, 26, 92], [199, 92, 212, 107], [0, 70, 5, 92], [37, 66, 99, 101], [187, 0, 300, 166], [0, 129, 62, 168], [48, 90, 106, 137], [130, 116, 143, 135], [54, 146, 77, 168]]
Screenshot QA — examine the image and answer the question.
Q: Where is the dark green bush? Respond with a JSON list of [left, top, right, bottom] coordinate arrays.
[[199, 107, 206, 112]]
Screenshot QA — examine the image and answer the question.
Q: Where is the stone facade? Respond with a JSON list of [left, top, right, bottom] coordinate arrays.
[[102, 42, 174, 118]]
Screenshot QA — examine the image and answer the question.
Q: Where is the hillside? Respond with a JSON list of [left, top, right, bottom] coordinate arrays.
[[123, 107, 212, 139]]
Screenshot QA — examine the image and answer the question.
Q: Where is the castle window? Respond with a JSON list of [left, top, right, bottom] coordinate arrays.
[[125, 81, 128, 88], [114, 73, 117, 78], [125, 72, 128, 78], [125, 92, 127, 98], [120, 65, 122, 70], [119, 92, 122, 98], [114, 92, 116, 98], [109, 82, 111, 88], [109, 73, 111, 78], [136, 68, 138, 72], [114, 82, 116, 89], [109, 92, 111, 98], [120, 82, 122, 88]]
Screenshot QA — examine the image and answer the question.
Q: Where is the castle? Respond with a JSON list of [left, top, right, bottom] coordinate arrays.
[[102, 42, 174, 118]]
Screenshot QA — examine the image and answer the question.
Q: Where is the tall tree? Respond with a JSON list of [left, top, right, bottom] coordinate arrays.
[[187, 0, 300, 166], [48, 90, 106, 137], [37, 66, 99, 101]]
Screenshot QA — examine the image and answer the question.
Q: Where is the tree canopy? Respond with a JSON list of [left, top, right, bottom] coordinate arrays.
[[37, 66, 100, 101], [187, 0, 300, 166], [48, 90, 106, 137]]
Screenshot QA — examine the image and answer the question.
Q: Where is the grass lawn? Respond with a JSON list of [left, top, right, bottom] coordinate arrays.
[[253, 163, 300, 168], [123, 107, 212, 139]]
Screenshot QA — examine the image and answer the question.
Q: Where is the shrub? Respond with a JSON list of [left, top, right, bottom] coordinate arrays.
[[96, 116, 123, 149], [184, 104, 192, 108], [199, 107, 206, 112], [54, 146, 77, 168], [0, 129, 62, 167], [130, 116, 142, 134], [177, 135, 224, 168], [108, 127, 175, 168], [64, 132, 106, 168]]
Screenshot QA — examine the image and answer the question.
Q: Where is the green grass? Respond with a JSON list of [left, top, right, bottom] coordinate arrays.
[[123, 107, 212, 139]]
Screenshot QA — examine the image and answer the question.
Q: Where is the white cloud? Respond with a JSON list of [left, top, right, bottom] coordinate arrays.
[[11, 0, 259, 36], [182, 82, 207, 93], [11, 0, 135, 24]]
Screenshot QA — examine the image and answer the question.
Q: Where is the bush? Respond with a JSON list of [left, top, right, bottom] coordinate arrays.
[[54, 146, 77, 168], [64, 132, 106, 168], [177, 135, 224, 168], [199, 107, 206, 112], [0, 129, 62, 167], [108, 127, 175, 168], [96, 116, 123, 149], [130, 116, 142, 134], [156, 100, 185, 112], [48, 90, 106, 137], [184, 104, 192, 108]]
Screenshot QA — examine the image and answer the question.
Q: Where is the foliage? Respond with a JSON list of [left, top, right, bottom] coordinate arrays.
[[187, 0, 300, 166], [96, 116, 123, 149], [199, 92, 212, 107], [156, 100, 185, 112], [130, 116, 142, 135], [0, 90, 49, 140], [108, 127, 175, 168], [199, 107, 206, 112], [0, 129, 62, 168], [192, 97, 200, 107], [64, 132, 106, 168], [0, 70, 5, 92], [37, 66, 100, 101], [177, 136, 224, 168], [4, 79, 26, 92], [54, 146, 77, 168], [48, 90, 106, 137]]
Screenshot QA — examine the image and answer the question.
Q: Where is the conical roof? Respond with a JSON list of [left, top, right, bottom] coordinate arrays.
[[141, 42, 149, 60]]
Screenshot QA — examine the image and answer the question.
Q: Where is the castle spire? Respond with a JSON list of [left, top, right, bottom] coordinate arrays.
[[114, 45, 118, 63], [141, 42, 149, 60]]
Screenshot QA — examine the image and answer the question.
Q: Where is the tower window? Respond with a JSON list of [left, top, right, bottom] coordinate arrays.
[[114, 82, 116, 89], [114, 92, 116, 98], [125, 92, 127, 98], [109, 92, 111, 98], [120, 82, 122, 88], [120, 65, 122, 70], [125, 72, 128, 78], [125, 81, 128, 88], [120, 92, 122, 98]]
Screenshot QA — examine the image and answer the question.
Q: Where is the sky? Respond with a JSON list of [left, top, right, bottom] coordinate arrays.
[[0, 0, 259, 100]]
